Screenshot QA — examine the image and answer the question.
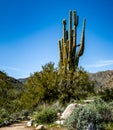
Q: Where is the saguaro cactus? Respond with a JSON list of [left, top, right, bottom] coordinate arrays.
[[58, 10, 86, 72]]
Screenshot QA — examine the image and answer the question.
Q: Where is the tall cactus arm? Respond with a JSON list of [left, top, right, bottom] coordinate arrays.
[[77, 19, 86, 57], [58, 40, 63, 64], [68, 11, 72, 62], [62, 19, 66, 43], [73, 11, 78, 62], [74, 10, 79, 26], [66, 30, 68, 41]]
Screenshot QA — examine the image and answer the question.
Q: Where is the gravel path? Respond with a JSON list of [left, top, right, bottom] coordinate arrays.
[[0, 121, 35, 130]]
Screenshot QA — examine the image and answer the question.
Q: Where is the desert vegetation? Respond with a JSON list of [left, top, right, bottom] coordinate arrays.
[[0, 63, 113, 129], [0, 10, 113, 130]]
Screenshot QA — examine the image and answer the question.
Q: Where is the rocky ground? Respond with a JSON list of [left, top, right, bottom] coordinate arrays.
[[0, 121, 35, 130]]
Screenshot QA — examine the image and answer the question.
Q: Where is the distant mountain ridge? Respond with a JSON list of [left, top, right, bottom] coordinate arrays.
[[1, 70, 113, 90], [18, 78, 28, 84], [0, 71, 23, 90], [89, 70, 113, 89]]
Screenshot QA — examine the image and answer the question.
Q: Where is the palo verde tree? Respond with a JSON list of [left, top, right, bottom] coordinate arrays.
[[20, 62, 59, 110]]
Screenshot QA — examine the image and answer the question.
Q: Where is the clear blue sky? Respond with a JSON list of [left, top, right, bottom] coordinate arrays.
[[0, 0, 113, 78]]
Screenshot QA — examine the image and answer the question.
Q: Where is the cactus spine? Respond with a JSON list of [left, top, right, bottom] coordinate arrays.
[[58, 10, 86, 73]]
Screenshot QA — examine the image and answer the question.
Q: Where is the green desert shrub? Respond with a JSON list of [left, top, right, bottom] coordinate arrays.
[[0, 118, 5, 127], [65, 106, 103, 130], [109, 101, 113, 112], [65, 98, 112, 130], [0, 109, 11, 127], [109, 101, 113, 106], [99, 88, 113, 102], [0, 109, 9, 119], [104, 122, 113, 130], [89, 98, 112, 122], [33, 108, 57, 124]]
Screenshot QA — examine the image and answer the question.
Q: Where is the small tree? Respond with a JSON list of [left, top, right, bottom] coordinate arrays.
[[20, 62, 59, 110]]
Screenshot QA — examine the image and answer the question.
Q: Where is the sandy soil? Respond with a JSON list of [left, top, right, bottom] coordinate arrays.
[[0, 121, 35, 130]]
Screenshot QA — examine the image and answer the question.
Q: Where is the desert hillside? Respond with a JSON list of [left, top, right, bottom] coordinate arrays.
[[89, 70, 113, 89], [0, 71, 23, 90]]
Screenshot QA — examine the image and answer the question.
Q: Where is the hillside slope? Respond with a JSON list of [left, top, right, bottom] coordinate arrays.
[[89, 70, 113, 89], [0, 71, 23, 90]]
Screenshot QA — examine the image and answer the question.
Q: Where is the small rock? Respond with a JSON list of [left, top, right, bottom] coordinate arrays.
[[55, 120, 61, 125], [57, 112, 61, 117], [60, 120, 65, 125], [78, 104, 86, 107], [36, 125, 46, 130], [83, 100, 94, 103], [27, 120, 33, 127], [34, 123, 38, 127], [4, 120, 10, 126], [55, 120, 65, 125]]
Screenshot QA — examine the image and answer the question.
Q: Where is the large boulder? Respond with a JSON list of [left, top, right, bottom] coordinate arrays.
[[60, 103, 78, 120]]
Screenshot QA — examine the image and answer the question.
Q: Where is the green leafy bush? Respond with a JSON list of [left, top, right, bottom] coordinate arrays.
[[65, 99, 113, 130], [33, 108, 57, 124]]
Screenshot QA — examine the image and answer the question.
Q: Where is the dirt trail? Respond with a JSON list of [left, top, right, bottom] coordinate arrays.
[[0, 121, 35, 130], [0, 121, 68, 130]]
